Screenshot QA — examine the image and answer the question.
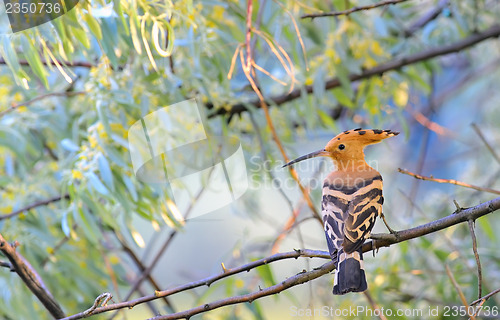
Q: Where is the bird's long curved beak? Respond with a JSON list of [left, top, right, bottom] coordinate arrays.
[[282, 149, 329, 167]]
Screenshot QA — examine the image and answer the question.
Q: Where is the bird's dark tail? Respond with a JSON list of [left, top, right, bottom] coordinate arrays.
[[332, 247, 367, 295]]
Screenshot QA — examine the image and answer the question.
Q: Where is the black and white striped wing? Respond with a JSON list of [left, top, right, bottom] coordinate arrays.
[[322, 182, 350, 259], [322, 175, 384, 257]]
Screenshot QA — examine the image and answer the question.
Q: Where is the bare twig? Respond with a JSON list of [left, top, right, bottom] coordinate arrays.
[[467, 220, 482, 300], [406, 73, 435, 217], [0, 91, 86, 118], [428, 58, 500, 113], [404, 0, 450, 37], [445, 264, 476, 320], [0, 57, 93, 68], [81, 293, 113, 317], [407, 105, 457, 138], [0, 233, 65, 319], [369, 197, 500, 245], [398, 168, 500, 195], [114, 227, 178, 318], [0, 194, 70, 221], [471, 123, 500, 165], [40, 232, 72, 268], [210, 24, 500, 118], [470, 287, 500, 306], [0, 260, 13, 271], [111, 167, 216, 319], [237, 0, 322, 224], [301, 0, 411, 19], [363, 291, 389, 320], [271, 161, 326, 253], [114, 231, 176, 311], [62, 196, 500, 320]]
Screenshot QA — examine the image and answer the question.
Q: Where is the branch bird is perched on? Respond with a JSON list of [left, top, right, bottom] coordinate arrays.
[[283, 128, 399, 294]]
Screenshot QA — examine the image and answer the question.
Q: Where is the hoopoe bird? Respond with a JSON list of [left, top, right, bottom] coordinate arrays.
[[283, 128, 398, 294]]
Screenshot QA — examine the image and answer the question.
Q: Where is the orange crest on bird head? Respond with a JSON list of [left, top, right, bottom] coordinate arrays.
[[283, 128, 399, 167], [325, 128, 399, 152]]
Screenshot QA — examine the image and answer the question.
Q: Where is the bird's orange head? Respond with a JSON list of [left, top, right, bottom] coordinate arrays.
[[283, 128, 399, 170]]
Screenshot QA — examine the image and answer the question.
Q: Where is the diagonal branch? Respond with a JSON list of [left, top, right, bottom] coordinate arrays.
[[0, 260, 13, 270], [114, 231, 176, 311], [468, 220, 482, 300], [471, 123, 500, 164], [445, 264, 476, 320], [0, 91, 86, 118], [398, 168, 500, 195], [209, 24, 500, 118], [470, 287, 500, 306], [0, 58, 94, 68], [0, 233, 65, 319], [404, 0, 450, 37], [61, 196, 500, 320], [301, 0, 411, 19], [0, 194, 70, 221]]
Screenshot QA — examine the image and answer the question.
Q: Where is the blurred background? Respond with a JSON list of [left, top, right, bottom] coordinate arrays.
[[0, 0, 499, 319]]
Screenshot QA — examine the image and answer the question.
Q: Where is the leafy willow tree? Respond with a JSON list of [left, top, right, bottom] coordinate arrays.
[[1, 0, 500, 319]]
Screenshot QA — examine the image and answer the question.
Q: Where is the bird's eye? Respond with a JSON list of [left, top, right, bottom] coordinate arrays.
[[338, 144, 345, 150]]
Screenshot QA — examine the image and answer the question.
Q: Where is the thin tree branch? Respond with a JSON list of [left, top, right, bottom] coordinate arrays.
[[363, 291, 389, 320], [110, 168, 216, 319], [0, 194, 70, 221], [406, 73, 435, 217], [432, 58, 500, 110], [398, 168, 500, 195], [210, 24, 500, 118], [404, 0, 450, 37], [0, 91, 86, 118], [0, 233, 65, 319], [114, 231, 176, 312], [272, 161, 326, 253], [468, 220, 482, 300], [471, 123, 500, 165], [470, 287, 500, 306], [0, 58, 93, 68], [0, 260, 14, 271], [301, 0, 411, 19], [237, 1, 322, 224], [369, 197, 500, 245], [407, 105, 457, 138], [62, 196, 500, 320], [445, 264, 476, 320], [469, 287, 500, 319], [40, 232, 72, 268], [109, 228, 178, 320], [80, 293, 112, 318]]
